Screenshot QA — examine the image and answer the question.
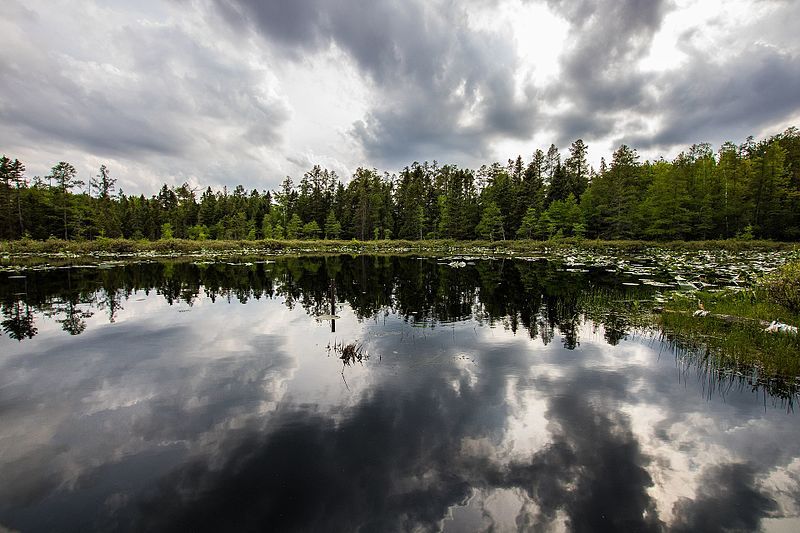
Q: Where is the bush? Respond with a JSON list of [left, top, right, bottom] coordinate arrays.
[[760, 261, 800, 312]]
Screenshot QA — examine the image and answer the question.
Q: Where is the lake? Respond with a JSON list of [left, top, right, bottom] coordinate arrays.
[[1, 256, 799, 532]]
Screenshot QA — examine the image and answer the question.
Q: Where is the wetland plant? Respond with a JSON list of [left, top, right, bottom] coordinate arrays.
[[760, 261, 800, 312]]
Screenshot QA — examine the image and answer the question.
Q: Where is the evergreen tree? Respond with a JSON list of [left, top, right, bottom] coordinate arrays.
[[0, 156, 12, 239], [302, 220, 321, 239], [516, 207, 538, 239], [324, 210, 342, 239], [583, 145, 641, 239], [546, 162, 569, 205], [48, 162, 84, 240], [286, 213, 303, 239], [642, 160, 691, 240], [476, 201, 505, 241], [10, 159, 26, 237], [564, 139, 590, 200]]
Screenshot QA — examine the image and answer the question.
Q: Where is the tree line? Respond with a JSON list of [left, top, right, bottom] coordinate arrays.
[[2, 127, 799, 242]]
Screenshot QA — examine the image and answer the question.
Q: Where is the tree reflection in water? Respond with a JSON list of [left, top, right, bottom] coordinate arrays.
[[1, 255, 796, 399]]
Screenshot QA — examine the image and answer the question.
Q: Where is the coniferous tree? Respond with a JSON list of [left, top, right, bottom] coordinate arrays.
[[0, 156, 12, 239], [49, 162, 84, 240], [286, 213, 302, 240], [564, 139, 590, 201], [324, 210, 341, 239], [10, 159, 26, 237], [1, 128, 799, 243], [476, 201, 505, 241], [642, 160, 691, 240]]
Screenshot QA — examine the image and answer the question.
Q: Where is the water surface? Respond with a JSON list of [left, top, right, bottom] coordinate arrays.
[[1, 257, 799, 532]]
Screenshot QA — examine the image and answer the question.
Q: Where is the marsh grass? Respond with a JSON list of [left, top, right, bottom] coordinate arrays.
[[1, 237, 797, 258], [660, 289, 800, 377], [660, 333, 800, 404], [667, 289, 800, 325], [760, 261, 800, 312]]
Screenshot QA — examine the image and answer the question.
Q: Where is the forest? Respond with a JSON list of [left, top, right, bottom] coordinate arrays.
[[1, 127, 799, 242]]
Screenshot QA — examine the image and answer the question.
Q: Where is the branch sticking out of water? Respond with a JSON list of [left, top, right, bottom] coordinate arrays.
[[326, 340, 368, 368]]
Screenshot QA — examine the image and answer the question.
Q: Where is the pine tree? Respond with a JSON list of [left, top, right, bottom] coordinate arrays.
[[10, 159, 26, 237], [516, 207, 538, 239], [0, 156, 12, 239], [564, 139, 590, 200], [48, 162, 84, 240], [642, 160, 691, 240], [324, 210, 342, 239], [286, 213, 303, 240], [476, 201, 505, 241]]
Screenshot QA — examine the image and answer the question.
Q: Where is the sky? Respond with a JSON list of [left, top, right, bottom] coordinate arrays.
[[1, 0, 799, 195]]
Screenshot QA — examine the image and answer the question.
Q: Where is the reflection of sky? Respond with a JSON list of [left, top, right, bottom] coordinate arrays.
[[1, 288, 799, 532]]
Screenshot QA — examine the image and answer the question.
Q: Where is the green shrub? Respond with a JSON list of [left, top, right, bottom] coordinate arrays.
[[760, 261, 800, 312]]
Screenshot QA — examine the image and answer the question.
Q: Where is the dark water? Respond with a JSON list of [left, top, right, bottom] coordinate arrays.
[[1, 256, 799, 532]]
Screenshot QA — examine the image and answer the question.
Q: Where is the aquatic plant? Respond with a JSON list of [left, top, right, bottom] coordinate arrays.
[[658, 289, 800, 377], [760, 261, 800, 312]]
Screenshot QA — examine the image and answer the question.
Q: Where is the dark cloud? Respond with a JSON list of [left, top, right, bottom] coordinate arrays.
[[543, 0, 671, 145], [217, 0, 539, 165], [542, 0, 800, 152], [630, 45, 800, 149], [0, 55, 184, 158], [0, 4, 290, 177], [671, 463, 778, 533], [213, 0, 327, 56]]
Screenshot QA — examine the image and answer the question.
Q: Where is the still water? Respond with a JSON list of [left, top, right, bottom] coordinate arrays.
[[1, 256, 799, 532]]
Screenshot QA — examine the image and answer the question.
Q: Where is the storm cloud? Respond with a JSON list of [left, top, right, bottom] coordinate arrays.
[[1, 0, 798, 191], [215, 0, 539, 164]]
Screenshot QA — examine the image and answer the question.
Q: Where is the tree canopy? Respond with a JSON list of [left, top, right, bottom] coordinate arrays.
[[2, 127, 799, 242]]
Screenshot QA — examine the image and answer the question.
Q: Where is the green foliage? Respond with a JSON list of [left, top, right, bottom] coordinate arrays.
[[262, 218, 274, 239], [302, 220, 322, 240], [188, 224, 209, 240], [476, 201, 505, 241], [324, 210, 341, 240], [540, 194, 581, 238], [660, 289, 800, 376], [738, 225, 754, 240], [516, 207, 538, 239], [2, 127, 800, 244], [286, 214, 302, 240], [160, 222, 173, 240], [760, 261, 800, 312]]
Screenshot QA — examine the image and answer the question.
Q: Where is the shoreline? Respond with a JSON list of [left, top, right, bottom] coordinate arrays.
[[2, 237, 798, 262]]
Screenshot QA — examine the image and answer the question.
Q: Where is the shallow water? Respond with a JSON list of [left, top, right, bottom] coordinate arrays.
[[1, 257, 799, 532]]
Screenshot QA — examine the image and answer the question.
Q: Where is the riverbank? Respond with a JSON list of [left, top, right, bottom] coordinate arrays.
[[1, 237, 797, 259]]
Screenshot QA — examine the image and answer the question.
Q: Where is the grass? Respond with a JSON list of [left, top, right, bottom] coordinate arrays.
[[1, 236, 797, 258], [760, 261, 800, 312], [658, 266, 800, 378]]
